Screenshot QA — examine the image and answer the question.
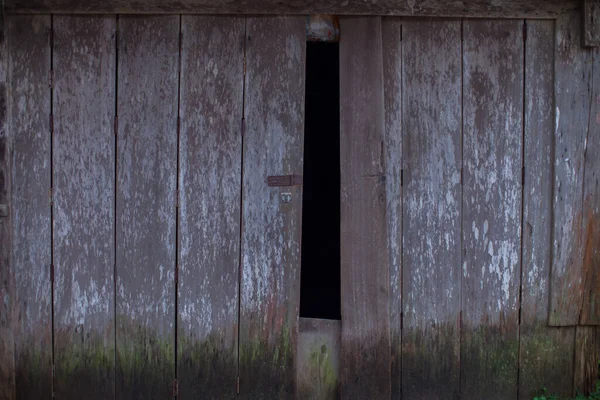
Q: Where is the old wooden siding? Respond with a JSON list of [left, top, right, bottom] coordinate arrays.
[[239, 16, 305, 399], [8, 15, 52, 399], [296, 318, 340, 400], [381, 17, 402, 400], [0, 9, 16, 400], [519, 19, 576, 399], [550, 11, 593, 327], [339, 16, 391, 399], [115, 15, 178, 399], [462, 20, 523, 399], [401, 18, 462, 400], [177, 15, 244, 399], [52, 16, 116, 398]]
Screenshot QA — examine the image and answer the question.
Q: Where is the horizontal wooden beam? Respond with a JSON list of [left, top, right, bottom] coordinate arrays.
[[6, 0, 579, 17]]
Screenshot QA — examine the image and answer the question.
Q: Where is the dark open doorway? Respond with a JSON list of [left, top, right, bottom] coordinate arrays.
[[299, 41, 341, 320]]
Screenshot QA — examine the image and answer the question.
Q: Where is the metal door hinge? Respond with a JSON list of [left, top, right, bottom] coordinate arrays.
[[48, 70, 54, 88], [50, 114, 54, 134], [267, 174, 303, 187], [114, 115, 119, 136], [236, 376, 240, 394], [49, 188, 53, 206], [50, 264, 55, 283], [172, 379, 179, 397], [175, 189, 180, 208]]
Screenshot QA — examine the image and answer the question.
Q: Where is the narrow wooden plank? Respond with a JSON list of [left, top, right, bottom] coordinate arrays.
[[339, 16, 391, 399], [296, 318, 341, 400], [519, 19, 576, 399], [0, 12, 17, 400], [239, 16, 305, 399], [53, 16, 116, 399], [574, 326, 600, 395], [8, 16, 52, 400], [5, 0, 580, 19], [585, 0, 600, 47], [115, 16, 178, 399], [580, 48, 600, 325], [381, 17, 402, 400], [401, 18, 462, 400], [550, 11, 593, 326], [462, 19, 523, 399], [177, 16, 244, 400]]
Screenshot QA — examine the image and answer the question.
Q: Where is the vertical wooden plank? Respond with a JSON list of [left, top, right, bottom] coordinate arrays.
[[574, 326, 600, 395], [381, 17, 402, 400], [8, 16, 52, 399], [462, 20, 523, 399], [581, 47, 600, 325], [53, 16, 116, 399], [115, 16, 178, 399], [550, 11, 593, 326], [0, 11, 16, 400], [401, 18, 462, 400], [339, 16, 391, 400], [178, 16, 244, 399], [296, 318, 341, 400], [239, 16, 305, 399], [519, 19, 576, 399]]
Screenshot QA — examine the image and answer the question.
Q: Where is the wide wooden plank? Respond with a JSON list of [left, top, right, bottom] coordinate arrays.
[[401, 18, 462, 400], [5, 0, 579, 18], [7, 16, 52, 400], [0, 12, 16, 400], [53, 16, 116, 399], [519, 19, 576, 399], [550, 11, 593, 326], [239, 16, 305, 399], [296, 318, 341, 400], [339, 16, 391, 400], [461, 19, 523, 399], [381, 17, 402, 400], [177, 16, 244, 400], [115, 16, 178, 399], [580, 47, 600, 325]]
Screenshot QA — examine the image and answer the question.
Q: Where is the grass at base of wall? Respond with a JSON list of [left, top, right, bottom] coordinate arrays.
[[533, 381, 600, 400]]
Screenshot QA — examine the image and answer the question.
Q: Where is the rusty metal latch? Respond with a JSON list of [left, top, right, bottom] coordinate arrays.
[[267, 174, 303, 187]]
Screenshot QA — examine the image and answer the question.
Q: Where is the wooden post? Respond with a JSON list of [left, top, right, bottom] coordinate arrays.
[[0, 6, 16, 400]]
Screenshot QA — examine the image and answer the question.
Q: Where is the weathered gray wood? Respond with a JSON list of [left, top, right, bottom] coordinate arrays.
[[519, 19, 576, 399], [381, 17, 402, 400], [296, 318, 340, 400], [8, 15, 52, 400], [401, 18, 462, 400], [0, 11, 16, 400], [239, 16, 305, 399], [5, 0, 579, 18], [580, 47, 600, 325], [115, 16, 178, 399], [550, 11, 593, 327], [339, 16, 391, 400], [585, 0, 600, 47], [461, 19, 523, 399], [574, 326, 600, 395], [177, 15, 244, 400], [52, 16, 116, 399]]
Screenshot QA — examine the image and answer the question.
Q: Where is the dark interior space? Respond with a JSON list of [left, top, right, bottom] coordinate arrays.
[[300, 42, 341, 320]]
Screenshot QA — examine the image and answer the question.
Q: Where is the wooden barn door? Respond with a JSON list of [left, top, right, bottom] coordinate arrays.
[[238, 16, 306, 399]]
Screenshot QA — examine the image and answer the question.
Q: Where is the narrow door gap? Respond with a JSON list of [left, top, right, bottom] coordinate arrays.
[[113, 14, 119, 400], [49, 13, 56, 400], [299, 41, 341, 321], [459, 17, 465, 400]]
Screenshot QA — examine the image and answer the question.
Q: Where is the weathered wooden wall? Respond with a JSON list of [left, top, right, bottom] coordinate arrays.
[[3, 9, 600, 400]]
